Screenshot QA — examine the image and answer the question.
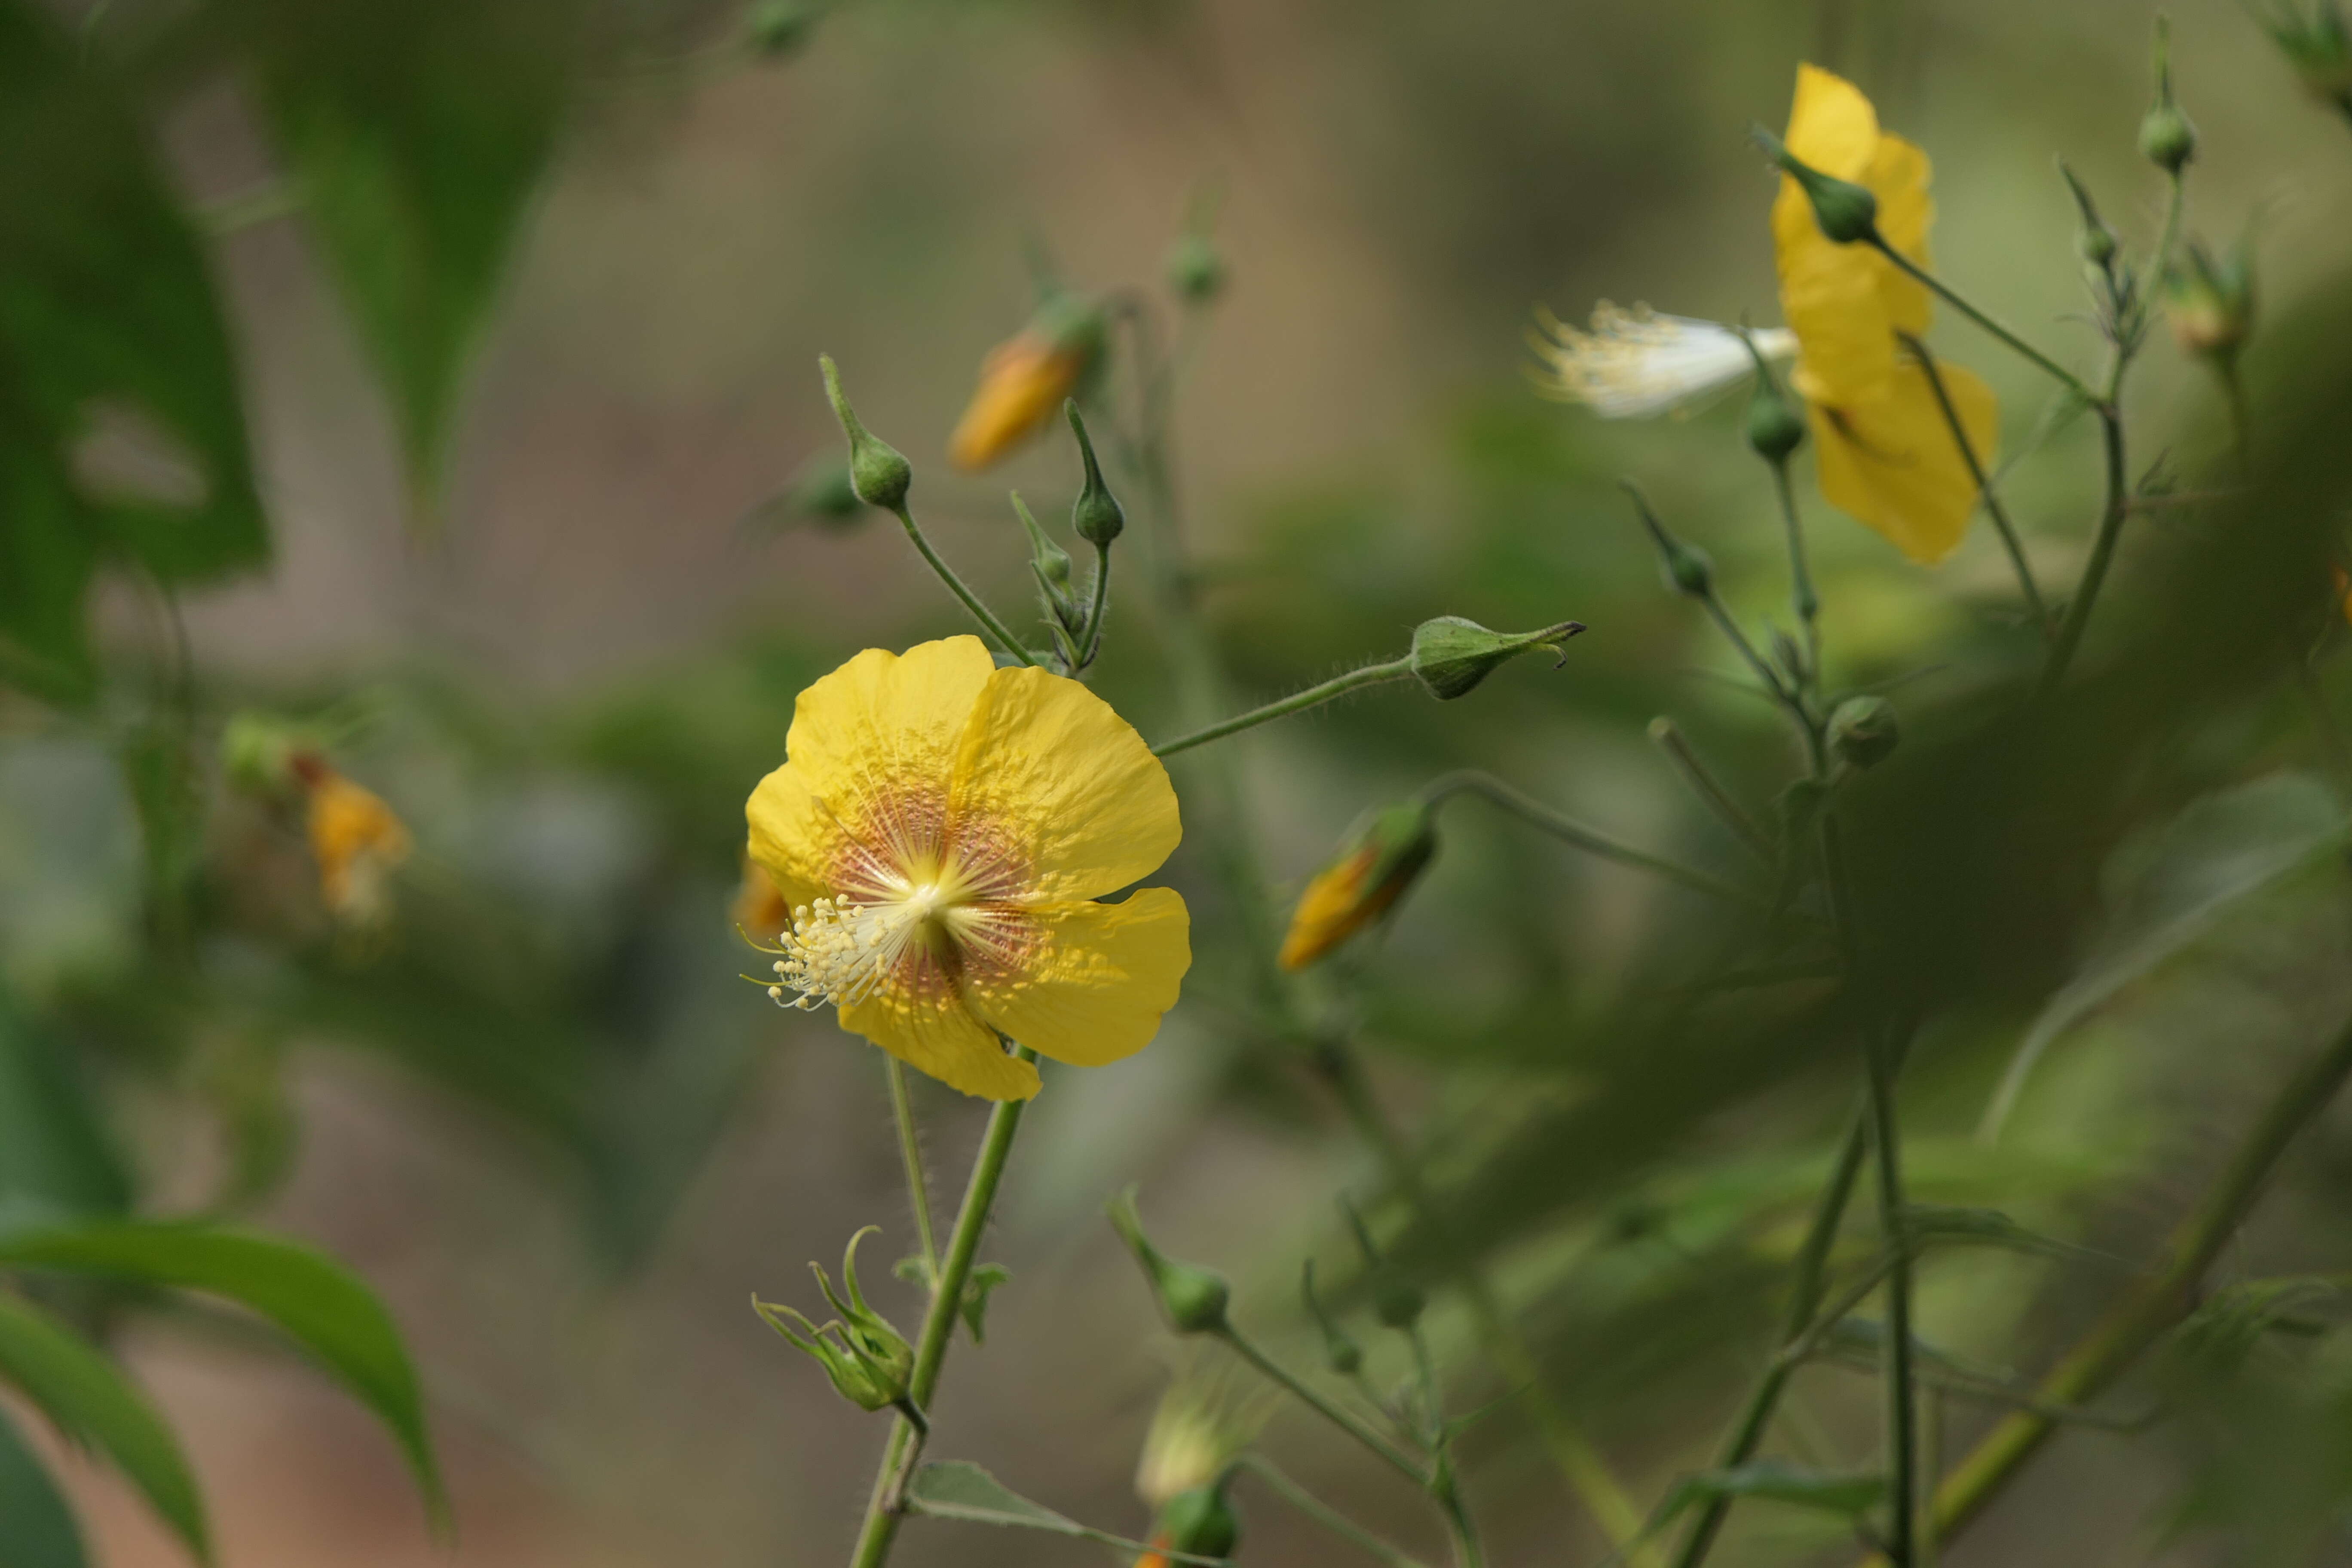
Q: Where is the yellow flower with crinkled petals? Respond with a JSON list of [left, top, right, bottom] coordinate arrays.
[[1774, 63, 1999, 565], [745, 636, 1190, 1101]]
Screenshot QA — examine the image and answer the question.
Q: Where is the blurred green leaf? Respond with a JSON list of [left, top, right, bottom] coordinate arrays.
[[0, 992, 132, 1219], [0, 0, 268, 699], [224, 0, 589, 492], [0, 1291, 207, 1564], [0, 1220, 444, 1522], [903, 1461, 1223, 1562], [0, 1400, 87, 1568]]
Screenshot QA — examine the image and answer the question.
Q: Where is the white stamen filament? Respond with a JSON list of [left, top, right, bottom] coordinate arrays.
[[1530, 303, 1798, 419], [768, 878, 974, 1011]]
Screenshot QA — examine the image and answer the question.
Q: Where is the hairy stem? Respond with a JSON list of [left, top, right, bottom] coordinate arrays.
[[889, 503, 1036, 665], [845, 1048, 1036, 1568], [883, 1058, 938, 1281], [1148, 658, 1417, 757]]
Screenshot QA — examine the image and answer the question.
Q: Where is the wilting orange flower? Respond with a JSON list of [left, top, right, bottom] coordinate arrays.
[[948, 331, 1090, 471], [292, 754, 411, 925], [1278, 803, 1437, 971]]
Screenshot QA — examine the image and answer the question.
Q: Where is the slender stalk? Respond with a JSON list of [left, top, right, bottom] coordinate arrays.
[[1080, 542, 1113, 669], [1858, 1008, 2352, 1565], [1899, 333, 2054, 643], [888, 503, 1036, 666], [1418, 771, 1771, 913], [2038, 399, 2128, 695], [1234, 1454, 1436, 1568], [1769, 459, 1822, 688], [1667, 1114, 1868, 1568], [845, 1047, 1037, 1568], [1648, 719, 1776, 867], [882, 1058, 938, 1281], [1218, 1322, 1431, 1485], [2150, 172, 2187, 288], [1868, 243, 2095, 404], [1148, 658, 1416, 757]]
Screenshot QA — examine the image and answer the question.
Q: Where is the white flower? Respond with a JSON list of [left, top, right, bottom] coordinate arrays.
[[1529, 303, 1798, 419]]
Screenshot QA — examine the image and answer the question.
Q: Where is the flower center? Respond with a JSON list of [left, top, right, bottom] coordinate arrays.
[[766, 864, 980, 1011]]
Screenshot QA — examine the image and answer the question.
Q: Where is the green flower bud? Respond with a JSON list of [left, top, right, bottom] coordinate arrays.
[[818, 355, 913, 511], [1158, 1481, 1240, 1561], [785, 456, 866, 529], [222, 710, 304, 796], [2057, 161, 2119, 273], [1166, 233, 1227, 304], [1408, 617, 1584, 701], [1623, 481, 1714, 599], [1302, 1260, 1365, 1376], [2260, 2, 2352, 109], [744, 0, 817, 56], [1827, 695, 1900, 770], [1065, 401, 1124, 546], [1753, 126, 1879, 245], [753, 1227, 915, 1413], [2165, 235, 2255, 365], [1742, 343, 1806, 464], [2140, 18, 2198, 175], [1012, 493, 1081, 631], [1110, 1188, 1231, 1335]]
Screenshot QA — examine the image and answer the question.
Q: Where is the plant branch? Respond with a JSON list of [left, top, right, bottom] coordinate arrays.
[[1234, 1454, 1436, 1568], [1418, 771, 1772, 913], [889, 503, 1037, 665], [883, 1058, 938, 1281], [1218, 1322, 1432, 1487], [1898, 332, 2054, 643], [1868, 243, 2095, 403], [1148, 658, 1417, 757]]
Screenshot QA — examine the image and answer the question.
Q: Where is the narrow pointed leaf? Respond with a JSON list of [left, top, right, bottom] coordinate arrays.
[[904, 1461, 1227, 1565], [0, 1400, 87, 1568]]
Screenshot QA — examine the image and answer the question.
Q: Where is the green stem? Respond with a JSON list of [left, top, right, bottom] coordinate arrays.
[[1667, 1114, 1868, 1568], [1863, 1007, 2352, 1565], [882, 1058, 938, 1281], [1219, 1322, 1432, 1485], [889, 504, 1036, 665], [1869, 243, 2095, 403], [1234, 1454, 1435, 1568], [1149, 658, 1416, 757], [2038, 398, 2128, 695], [1648, 719, 1776, 867], [2150, 172, 2187, 289], [845, 1047, 1036, 1568], [1080, 542, 1113, 669], [1899, 332, 2054, 643], [1770, 459, 1822, 690], [1418, 771, 1771, 913]]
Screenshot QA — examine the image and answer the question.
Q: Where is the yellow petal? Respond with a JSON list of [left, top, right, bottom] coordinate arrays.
[[949, 664, 1182, 904], [840, 989, 1041, 1101], [747, 636, 996, 903], [1785, 63, 1880, 179], [966, 888, 1191, 1068], [1811, 358, 1999, 565], [1777, 181, 1896, 407], [1868, 133, 1935, 337], [948, 336, 1084, 472]]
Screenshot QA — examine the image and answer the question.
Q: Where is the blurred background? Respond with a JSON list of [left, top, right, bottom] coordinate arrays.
[[11, 0, 2352, 1563]]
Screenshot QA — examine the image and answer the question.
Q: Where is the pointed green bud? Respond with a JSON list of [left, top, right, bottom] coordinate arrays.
[[1624, 481, 1714, 599], [1407, 616, 1584, 701], [1013, 493, 1080, 627], [1827, 695, 1899, 769], [753, 1226, 915, 1413], [1158, 1480, 1241, 1561], [2057, 161, 2119, 273], [2165, 235, 2255, 364], [1302, 1260, 1365, 1376], [222, 710, 305, 796], [2260, 1, 2352, 109], [744, 0, 817, 56], [2140, 17, 2199, 175], [1109, 1188, 1231, 1335], [1065, 401, 1124, 546], [1166, 233, 1227, 304], [1740, 331, 1806, 464], [1753, 125, 1879, 245], [818, 355, 913, 511]]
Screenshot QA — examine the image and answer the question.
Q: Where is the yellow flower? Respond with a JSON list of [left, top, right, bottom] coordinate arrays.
[[1774, 64, 1999, 565], [948, 331, 1090, 472], [745, 636, 1189, 1100], [294, 756, 412, 926], [1277, 802, 1437, 971]]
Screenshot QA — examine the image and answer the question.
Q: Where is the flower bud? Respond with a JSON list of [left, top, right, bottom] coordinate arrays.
[[221, 710, 303, 797], [818, 355, 912, 511], [1165, 233, 1227, 304], [2260, 2, 2352, 109], [1827, 695, 1900, 769], [2057, 161, 2119, 273], [1157, 1482, 1240, 1561], [949, 291, 1107, 472], [743, 0, 816, 56], [299, 758, 413, 929], [2165, 236, 2254, 365], [1279, 801, 1439, 971], [1066, 401, 1125, 546], [1624, 481, 1714, 599], [1013, 493, 1081, 629], [753, 1227, 915, 1413], [1136, 1373, 1262, 1510], [1754, 126, 1879, 245], [785, 457, 866, 528], [1302, 1260, 1364, 1376], [1110, 1189, 1231, 1335], [1408, 616, 1584, 701], [1744, 361, 1806, 465], [2139, 18, 2198, 175]]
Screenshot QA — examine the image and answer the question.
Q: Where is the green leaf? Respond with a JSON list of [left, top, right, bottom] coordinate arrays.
[[0, 993, 132, 1219], [1903, 1205, 2109, 1264], [0, 0, 269, 697], [0, 1222, 444, 1522], [0, 1291, 207, 1563], [1655, 1460, 1886, 1526], [903, 1461, 1227, 1565], [224, 0, 590, 493], [0, 1400, 88, 1568], [959, 1262, 1011, 1344], [1981, 773, 2351, 1140]]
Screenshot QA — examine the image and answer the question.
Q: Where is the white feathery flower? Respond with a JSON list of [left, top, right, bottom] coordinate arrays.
[[1529, 303, 1798, 419]]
